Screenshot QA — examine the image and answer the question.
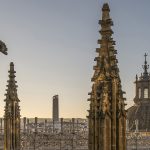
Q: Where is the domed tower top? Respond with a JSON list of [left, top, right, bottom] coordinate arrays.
[[134, 53, 150, 104]]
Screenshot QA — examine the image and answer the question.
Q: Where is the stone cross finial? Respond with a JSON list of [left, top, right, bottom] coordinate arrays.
[[142, 53, 149, 75], [144, 53, 148, 65]]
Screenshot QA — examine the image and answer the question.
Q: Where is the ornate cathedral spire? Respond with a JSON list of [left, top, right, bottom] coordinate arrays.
[[4, 62, 21, 150], [88, 3, 126, 150]]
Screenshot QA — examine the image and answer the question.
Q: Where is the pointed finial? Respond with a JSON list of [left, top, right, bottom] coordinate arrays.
[[136, 74, 138, 81], [142, 53, 149, 75], [102, 3, 111, 21], [10, 62, 14, 71], [10, 62, 14, 66], [102, 3, 110, 11]]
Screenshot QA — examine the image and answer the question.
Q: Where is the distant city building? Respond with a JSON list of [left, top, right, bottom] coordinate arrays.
[[52, 95, 59, 122]]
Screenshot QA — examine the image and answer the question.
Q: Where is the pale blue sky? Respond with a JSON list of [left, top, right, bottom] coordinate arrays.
[[0, 0, 149, 118]]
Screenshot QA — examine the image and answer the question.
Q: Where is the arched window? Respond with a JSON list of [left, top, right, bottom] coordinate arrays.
[[138, 88, 141, 98], [144, 88, 148, 98]]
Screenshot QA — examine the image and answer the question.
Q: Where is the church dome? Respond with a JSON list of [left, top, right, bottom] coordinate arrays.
[[127, 53, 150, 132]]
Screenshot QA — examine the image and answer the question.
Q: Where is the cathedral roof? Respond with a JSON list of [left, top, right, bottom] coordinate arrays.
[[127, 103, 150, 131]]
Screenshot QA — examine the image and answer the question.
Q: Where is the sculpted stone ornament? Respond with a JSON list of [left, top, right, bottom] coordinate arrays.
[[102, 84, 110, 113], [96, 82, 104, 100], [102, 94, 108, 112], [0, 40, 7, 55]]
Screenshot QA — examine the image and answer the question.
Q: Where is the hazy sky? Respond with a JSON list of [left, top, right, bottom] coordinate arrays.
[[0, 0, 149, 118]]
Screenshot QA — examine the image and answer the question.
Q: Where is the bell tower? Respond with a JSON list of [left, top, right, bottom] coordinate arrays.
[[127, 53, 150, 132], [134, 53, 150, 104]]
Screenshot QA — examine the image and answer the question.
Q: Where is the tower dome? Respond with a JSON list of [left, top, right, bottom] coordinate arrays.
[[127, 53, 150, 131]]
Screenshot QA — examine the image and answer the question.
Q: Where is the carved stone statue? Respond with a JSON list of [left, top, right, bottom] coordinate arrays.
[[102, 83, 110, 113], [0, 40, 7, 55]]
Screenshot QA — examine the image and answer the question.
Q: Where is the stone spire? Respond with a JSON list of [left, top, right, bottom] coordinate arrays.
[[4, 62, 21, 150], [88, 3, 126, 150]]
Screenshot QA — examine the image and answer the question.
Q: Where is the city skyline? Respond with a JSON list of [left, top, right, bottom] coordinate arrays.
[[0, 0, 149, 118]]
